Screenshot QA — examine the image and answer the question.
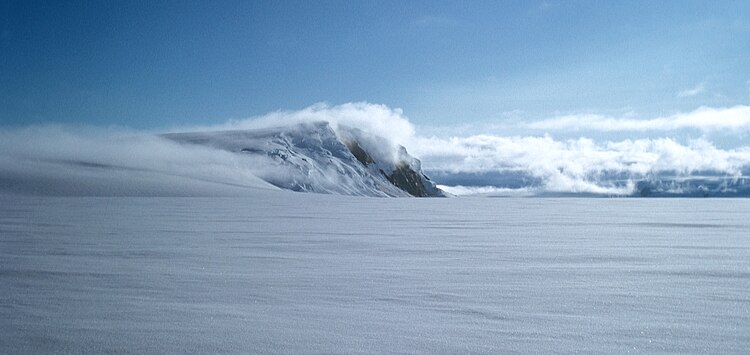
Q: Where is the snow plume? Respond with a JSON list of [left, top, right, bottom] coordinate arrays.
[[524, 105, 750, 132], [184, 102, 415, 149], [0, 125, 277, 196], [177, 102, 418, 165]]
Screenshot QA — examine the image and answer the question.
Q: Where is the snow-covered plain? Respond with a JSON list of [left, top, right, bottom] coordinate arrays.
[[2, 192, 749, 353]]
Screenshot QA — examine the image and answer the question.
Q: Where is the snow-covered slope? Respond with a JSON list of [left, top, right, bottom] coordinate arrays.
[[163, 122, 445, 197]]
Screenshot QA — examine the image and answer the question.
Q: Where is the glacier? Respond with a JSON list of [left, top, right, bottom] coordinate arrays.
[[2, 193, 749, 353]]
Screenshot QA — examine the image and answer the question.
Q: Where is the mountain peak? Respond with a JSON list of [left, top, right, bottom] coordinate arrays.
[[164, 122, 445, 197]]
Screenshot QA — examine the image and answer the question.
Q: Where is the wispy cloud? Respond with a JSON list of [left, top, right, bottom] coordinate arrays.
[[677, 83, 706, 98], [524, 105, 750, 132], [413, 15, 456, 27], [538, 1, 557, 11]]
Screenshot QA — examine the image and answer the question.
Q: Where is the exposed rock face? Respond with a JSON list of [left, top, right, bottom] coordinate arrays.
[[341, 126, 445, 197], [344, 139, 441, 197], [345, 140, 375, 166], [386, 163, 430, 197], [164, 121, 445, 197]]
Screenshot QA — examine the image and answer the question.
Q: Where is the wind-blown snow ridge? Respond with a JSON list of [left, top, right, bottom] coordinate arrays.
[[163, 121, 445, 197]]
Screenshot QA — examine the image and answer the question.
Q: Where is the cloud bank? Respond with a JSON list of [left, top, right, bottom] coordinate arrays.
[[2, 102, 750, 196], [211, 102, 750, 195], [413, 135, 750, 195]]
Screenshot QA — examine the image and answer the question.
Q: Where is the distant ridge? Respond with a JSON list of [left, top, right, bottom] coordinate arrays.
[[164, 122, 446, 197]]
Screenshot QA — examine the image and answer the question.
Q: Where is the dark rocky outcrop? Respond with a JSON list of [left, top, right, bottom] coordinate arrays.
[[345, 140, 374, 166], [384, 163, 430, 197], [344, 138, 444, 197]]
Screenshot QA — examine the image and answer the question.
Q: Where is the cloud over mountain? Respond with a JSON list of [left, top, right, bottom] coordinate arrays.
[[2, 102, 750, 196]]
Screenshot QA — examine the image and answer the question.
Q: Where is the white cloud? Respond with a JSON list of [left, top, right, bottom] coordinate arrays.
[[677, 83, 706, 98], [524, 105, 750, 132], [179, 102, 416, 149], [411, 134, 750, 195], [133, 103, 750, 195], [413, 134, 750, 175], [3, 102, 750, 197], [538, 1, 557, 11], [413, 15, 456, 27]]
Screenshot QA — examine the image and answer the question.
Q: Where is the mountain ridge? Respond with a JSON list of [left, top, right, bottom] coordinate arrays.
[[163, 121, 446, 197]]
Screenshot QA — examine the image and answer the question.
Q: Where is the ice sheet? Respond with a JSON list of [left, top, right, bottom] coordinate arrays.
[[1, 193, 749, 353]]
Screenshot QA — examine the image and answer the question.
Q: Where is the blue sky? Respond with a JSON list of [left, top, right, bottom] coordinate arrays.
[[2, 0, 750, 129]]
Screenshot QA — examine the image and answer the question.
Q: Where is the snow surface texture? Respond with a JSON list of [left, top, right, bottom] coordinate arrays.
[[2, 193, 749, 353]]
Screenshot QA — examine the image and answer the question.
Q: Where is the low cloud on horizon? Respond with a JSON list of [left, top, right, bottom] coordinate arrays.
[[2, 102, 750, 196]]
